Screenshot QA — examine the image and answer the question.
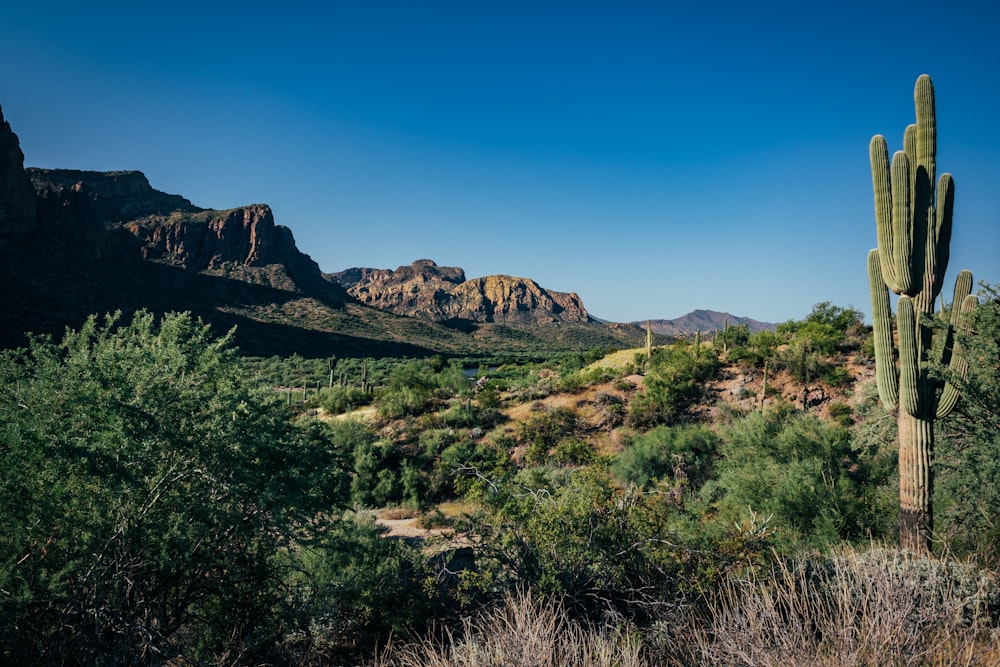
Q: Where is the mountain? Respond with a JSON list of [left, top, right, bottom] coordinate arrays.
[[639, 310, 776, 338], [0, 104, 644, 357], [330, 259, 590, 326]]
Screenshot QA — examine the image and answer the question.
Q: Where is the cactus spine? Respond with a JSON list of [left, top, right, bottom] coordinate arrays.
[[867, 75, 977, 550]]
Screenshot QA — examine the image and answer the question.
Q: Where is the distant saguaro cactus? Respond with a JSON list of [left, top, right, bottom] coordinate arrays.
[[646, 320, 653, 359], [867, 74, 977, 550]]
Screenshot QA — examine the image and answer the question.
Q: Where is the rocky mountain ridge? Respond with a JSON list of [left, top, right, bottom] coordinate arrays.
[[330, 260, 590, 326], [0, 104, 643, 356]]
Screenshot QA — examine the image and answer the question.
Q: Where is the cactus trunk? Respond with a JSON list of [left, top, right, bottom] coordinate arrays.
[[898, 411, 934, 550]]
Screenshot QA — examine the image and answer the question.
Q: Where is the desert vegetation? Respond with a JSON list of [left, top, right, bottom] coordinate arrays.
[[1, 76, 997, 665], [0, 288, 997, 665]]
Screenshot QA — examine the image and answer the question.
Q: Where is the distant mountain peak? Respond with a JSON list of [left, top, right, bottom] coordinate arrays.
[[329, 260, 590, 325], [638, 311, 776, 337]]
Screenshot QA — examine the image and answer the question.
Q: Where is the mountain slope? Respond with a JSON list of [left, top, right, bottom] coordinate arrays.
[[638, 310, 776, 338], [0, 105, 644, 357]]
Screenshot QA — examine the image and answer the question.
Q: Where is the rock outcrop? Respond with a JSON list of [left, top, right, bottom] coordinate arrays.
[[331, 260, 590, 325], [0, 105, 37, 234], [24, 168, 333, 295]]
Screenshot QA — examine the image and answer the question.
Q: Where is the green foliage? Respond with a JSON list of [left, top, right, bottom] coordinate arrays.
[[292, 511, 431, 642], [465, 469, 684, 619], [702, 404, 894, 547], [319, 383, 371, 414], [377, 358, 474, 419], [613, 424, 719, 491], [0, 311, 342, 662], [518, 406, 580, 464], [776, 336, 829, 384], [462, 467, 780, 622], [777, 302, 864, 355], [718, 322, 750, 351], [629, 343, 720, 426], [728, 329, 778, 368], [934, 284, 1000, 562]]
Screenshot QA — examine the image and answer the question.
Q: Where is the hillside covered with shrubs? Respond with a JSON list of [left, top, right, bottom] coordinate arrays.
[[2, 293, 998, 665]]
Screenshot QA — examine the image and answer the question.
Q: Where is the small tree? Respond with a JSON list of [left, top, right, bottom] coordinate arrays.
[[0, 311, 341, 661]]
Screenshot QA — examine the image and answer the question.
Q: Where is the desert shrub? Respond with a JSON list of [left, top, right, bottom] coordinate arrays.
[[319, 383, 371, 414], [351, 438, 399, 506], [717, 322, 750, 352], [728, 328, 778, 368], [820, 363, 853, 387], [552, 439, 595, 465], [613, 424, 719, 491], [934, 284, 1000, 563], [439, 397, 504, 430], [628, 343, 720, 426], [0, 311, 342, 663], [826, 401, 854, 430], [462, 469, 684, 620], [519, 406, 580, 464], [377, 358, 475, 419], [775, 337, 828, 384], [289, 511, 432, 648], [701, 404, 893, 547], [778, 302, 863, 354], [427, 438, 508, 503], [461, 467, 781, 625]]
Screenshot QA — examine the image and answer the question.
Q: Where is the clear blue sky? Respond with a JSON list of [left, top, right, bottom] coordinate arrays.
[[2, 1, 998, 323]]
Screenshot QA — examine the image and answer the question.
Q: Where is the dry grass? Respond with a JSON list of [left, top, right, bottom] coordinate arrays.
[[679, 545, 1000, 667], [374, 588, 647, 667]]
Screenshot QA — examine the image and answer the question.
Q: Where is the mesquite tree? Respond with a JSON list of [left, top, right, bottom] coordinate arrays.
[[867, 74, 977, 550]]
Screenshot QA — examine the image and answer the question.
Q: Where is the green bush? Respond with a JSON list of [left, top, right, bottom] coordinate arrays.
[[518, 407, 580, 464], [290, 511, 431, 643], [934, 284, 1000, 563], [629, 343, 720, 426], [319, 384, 371, 414], [701, 404, 893, 547], [0, 311, 342, 662], [613, 424, 719, 491]]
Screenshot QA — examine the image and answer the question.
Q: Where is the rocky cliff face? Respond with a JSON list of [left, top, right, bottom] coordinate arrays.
[[331, 260, 590, 325], [0, 105, 37, 234], [25, 168, 332, 295]]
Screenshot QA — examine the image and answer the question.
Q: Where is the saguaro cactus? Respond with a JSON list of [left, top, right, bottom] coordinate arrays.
[[867, 74, 977, 550]]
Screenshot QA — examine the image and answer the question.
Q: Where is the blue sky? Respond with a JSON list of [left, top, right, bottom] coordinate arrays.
[[2, 1, 998, 323]]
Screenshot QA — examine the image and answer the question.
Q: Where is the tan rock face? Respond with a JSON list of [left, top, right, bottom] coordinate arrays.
[[0, 105, 37, 234], [331, 260, 589, 325]]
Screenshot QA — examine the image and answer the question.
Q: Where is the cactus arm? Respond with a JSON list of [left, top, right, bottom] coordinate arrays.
[[949, 271, 973, 326], [934, 174, 955, 292], [871, 135, 899, 292], [904, 124, 917, 171], [914, 75, 936, 189], [868, 250, 899, 409], [891, 151, 914, 294], [937, 292, 978, 418], [897, 296, 920, 417]]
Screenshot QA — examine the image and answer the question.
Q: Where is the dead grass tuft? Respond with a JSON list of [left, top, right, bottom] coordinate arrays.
[[680, 545, 1000, 666], [374, 588, 647, 667]]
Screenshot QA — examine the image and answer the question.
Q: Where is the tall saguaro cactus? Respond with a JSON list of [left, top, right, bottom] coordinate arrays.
[[867, 74, 978, 550]]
